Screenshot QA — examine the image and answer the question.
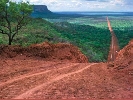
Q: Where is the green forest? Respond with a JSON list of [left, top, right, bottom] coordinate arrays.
[[0, 17, 133, 62]]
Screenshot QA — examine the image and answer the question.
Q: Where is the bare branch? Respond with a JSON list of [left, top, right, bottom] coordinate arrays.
[[12, 24, 23, 40], [0, 28, 8, 35], [12, 14, 25, 36], [4, 5, 11, 33], [0, 24, 9, 29], [0, 1, 33, 45]]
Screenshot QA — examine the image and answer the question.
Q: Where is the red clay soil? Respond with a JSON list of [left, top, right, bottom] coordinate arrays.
[[107, 17, 120, 62], [0, 42, 133, 99], [114, 39, 133, 70], [0, 42, 88, 63]]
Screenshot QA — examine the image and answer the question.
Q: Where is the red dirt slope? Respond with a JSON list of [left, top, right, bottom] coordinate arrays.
[[0, 41, 133, 99], [107, 17, 119, 62], [114, 39, 133, 70], [0, 42, 88, 63]]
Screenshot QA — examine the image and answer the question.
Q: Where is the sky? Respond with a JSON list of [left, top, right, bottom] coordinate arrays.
[[11, 0, 133, 12]]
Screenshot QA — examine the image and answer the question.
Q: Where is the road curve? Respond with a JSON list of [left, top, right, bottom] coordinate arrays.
[[14, 63, 96, 99], [0, 63, 79, 87], [107, 17, 119, 62]]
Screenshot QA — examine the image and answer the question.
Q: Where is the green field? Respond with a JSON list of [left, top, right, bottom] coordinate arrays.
[[0, 15, 133, 62]]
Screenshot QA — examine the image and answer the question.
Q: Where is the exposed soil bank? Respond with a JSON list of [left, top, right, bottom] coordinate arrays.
[[0, 42, 88, 63]]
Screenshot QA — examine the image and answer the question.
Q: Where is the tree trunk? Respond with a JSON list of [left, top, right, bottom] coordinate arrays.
[[8, 35, 12, 45]]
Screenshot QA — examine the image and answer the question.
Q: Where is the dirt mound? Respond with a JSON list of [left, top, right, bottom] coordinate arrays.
[[114, 39, 133, 70], [0, 42, 88, 63], [0, 45, 23, 58], [1, 42, 133, 99]]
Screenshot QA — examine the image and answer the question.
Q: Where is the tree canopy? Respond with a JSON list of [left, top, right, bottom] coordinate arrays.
[[0, 0, 33, 45]]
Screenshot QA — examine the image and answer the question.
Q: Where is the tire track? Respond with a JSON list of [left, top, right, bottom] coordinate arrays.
[[107, 17, 119, 62], [0, 70, 50, 88], [0, 63, 78, 88], [0, 62, 61, 83], [0, 63, 82, 99], [14, 63, 96, 99]]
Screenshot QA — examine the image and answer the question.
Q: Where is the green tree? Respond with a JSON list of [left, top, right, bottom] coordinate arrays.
[[0, 0, 33, 45]]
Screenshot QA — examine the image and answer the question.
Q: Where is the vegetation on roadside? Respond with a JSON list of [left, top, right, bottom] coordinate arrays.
[[0, 0, 33, 45], [51, 22, 111, 62], [0, 18, 111, 62], [0, 15, 133, 62], [109, 18, 133, 48]]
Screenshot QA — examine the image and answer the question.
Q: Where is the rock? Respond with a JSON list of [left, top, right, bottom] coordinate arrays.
[[33, 5, 52, 13]]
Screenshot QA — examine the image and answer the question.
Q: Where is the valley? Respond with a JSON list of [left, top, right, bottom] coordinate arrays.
[[0, 12, 133, 62], [0, 8, 133, 99]]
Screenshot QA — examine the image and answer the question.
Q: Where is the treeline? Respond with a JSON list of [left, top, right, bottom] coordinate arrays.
[[114, 28, 133, 49], [0, 18, 132, 62], [51, 22, 111, 62], [0, 18, 64, 45]]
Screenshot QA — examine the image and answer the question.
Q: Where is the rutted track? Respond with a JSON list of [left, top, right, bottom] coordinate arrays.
[[1, 19, 133, 99], [0, 57, 133, 99], [0, 60, 94, 99], [14, 63, 96, 99], [0, 63, 79, 87], [107, 17, 119, 62]]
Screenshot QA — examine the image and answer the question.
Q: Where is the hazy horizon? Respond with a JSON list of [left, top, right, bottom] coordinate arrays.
[[52, 11, 133, 12], [11, 0, 133, 12]]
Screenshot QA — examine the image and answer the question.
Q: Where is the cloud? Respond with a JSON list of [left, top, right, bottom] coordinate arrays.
[[123, 0, 133, 5], [84, 0, 109, 2], [10, 0, 133, 11], [110, 0, 124, 5]]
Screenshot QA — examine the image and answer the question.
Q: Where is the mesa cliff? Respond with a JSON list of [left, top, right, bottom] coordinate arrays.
[[33, 5, 52, 13], [31, 5, 53, 18]]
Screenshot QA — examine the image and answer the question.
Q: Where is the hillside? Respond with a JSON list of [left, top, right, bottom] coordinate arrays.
[[0, 18, 110, 62], [0, 40, 133, 99], [31, 5, 54, 18], [114, 39, 133, 69], [1, 17, 133, 62], [33, 5, 52, 13], [0, 3, 133, 99], [0, 42, 88, 63]]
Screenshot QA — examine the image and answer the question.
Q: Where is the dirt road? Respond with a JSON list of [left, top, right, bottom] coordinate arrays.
[[0, 58, 133, 99], [0, 59, 92, 99], [14, 63, 96, 99], [107, 17, 119, 62], [0, 22, 133, 99]]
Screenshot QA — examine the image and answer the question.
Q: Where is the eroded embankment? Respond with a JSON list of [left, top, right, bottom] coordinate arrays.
[[0, 42, 88, 63], [0, 41, 133, 99]]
